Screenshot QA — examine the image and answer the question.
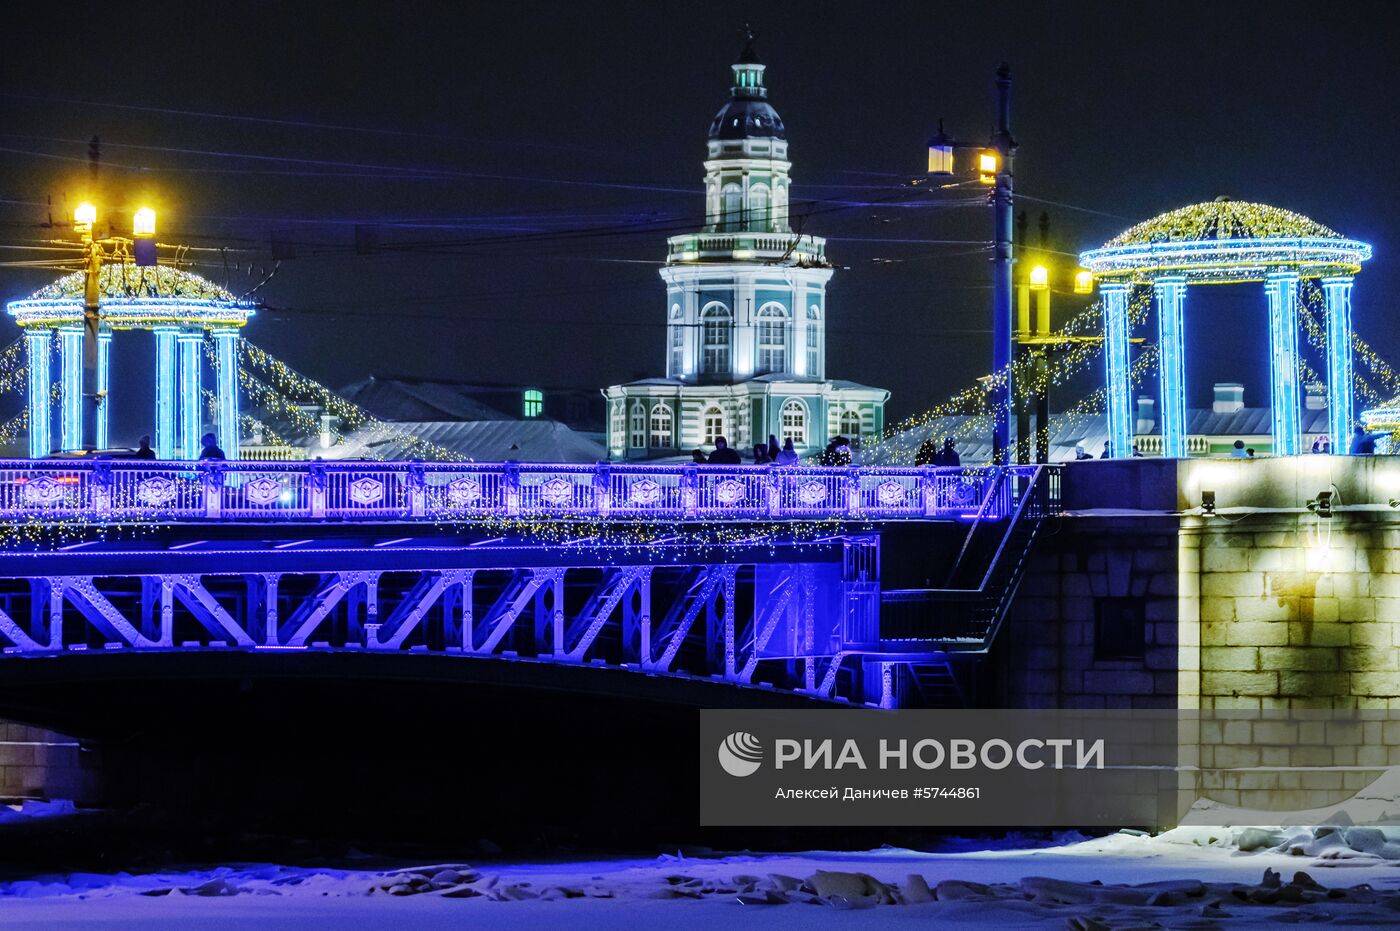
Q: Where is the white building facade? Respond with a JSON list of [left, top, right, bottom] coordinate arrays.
[[604, 43, 888, 460]]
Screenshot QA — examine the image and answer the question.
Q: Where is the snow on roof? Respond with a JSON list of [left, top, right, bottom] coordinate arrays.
[[330, 419, 606, 463]]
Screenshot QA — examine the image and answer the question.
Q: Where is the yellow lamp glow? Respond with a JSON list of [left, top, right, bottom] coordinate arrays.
[[133, 207, 157, 237], [1074, 270, 1094, 294], [73, 202, 97, 230], [1028, 264, 1049, 290], [978, 151, 998, 184]]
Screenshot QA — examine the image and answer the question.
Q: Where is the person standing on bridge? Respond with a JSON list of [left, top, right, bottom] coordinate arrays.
[[133, 435, 156, 460], [1351, 424, 1387, 456], [775, 437, 799, 465], [707, 436, 741, 465], [914, 438, 939, 466], [939, 437, 960, 467], [198, 432, 226, 461]]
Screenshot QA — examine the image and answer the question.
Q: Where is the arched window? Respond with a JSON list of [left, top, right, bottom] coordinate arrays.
[[703, 406, 725, 445], [839, 408, 863, 440], [610, 402, 625, 450], [772, 183, 788, 229], [781, 399, 808, 447], [649, 404, 673, 448], [721, 184, 743, 232], [748, 184, 770, 230], [701, 303, 731, 375], [805, 305, 822, 377], [756, 303, 788, 374], [629, 402, 646, 449], [669, 304, 684, 376], [522, 388, 543, 418]]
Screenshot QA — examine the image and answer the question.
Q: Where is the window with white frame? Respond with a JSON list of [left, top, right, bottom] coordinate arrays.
[[610, 402, 625, 449], [806, 305, 822, 377], [629, 402, 646, 449], [701, 304, 731, 375], [748, 184, 770, 230], [756, 303, 788, 374], [781, 399, 808, 446], [670, 320, 684, 376], [721, 184, 743, 231], [649, 404, 673, 448], [839, 408, 863, 440], [703, 406, 725, 445]]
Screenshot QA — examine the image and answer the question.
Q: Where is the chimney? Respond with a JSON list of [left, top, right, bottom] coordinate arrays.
[[1135, 396, 1156, 434], [1213, 383, 1244, 414], [1305, 382, 1328, 410]]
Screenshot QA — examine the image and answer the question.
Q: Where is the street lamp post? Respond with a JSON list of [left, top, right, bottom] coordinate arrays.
[[989, 63, 1016, 465], [68, 202, 156, 452], [926, 64, 1017, 464]]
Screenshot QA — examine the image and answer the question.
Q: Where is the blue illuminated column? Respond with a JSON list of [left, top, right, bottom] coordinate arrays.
[[58, 327, 83, 452], [214, 329, 240, 459], [1321, 276, 1355, 454], [154, 328, 178, 459], [1101, 281, 1133, 458], [177, 331, 203, 460], [1154, 276, 1188, 458], [1265, 271, 1302, 456], [24, 330, 51, 458], [96, 330, 112, 450]]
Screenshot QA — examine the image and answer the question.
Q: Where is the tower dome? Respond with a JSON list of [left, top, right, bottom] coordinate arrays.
[[706, 34, 786, 141]]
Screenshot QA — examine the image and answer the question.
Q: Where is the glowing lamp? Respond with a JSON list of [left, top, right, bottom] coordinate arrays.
[[133, 207, 157, 237], [1028, 265, 1049, 291], [73, 202, 97, 232], [926, 124, 954, 176], [978, 151, 998, 184], [1074, 270, 1094, 294]]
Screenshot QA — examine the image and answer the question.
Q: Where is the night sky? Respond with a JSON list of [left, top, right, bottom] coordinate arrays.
[[2, 1, 1397, 436]]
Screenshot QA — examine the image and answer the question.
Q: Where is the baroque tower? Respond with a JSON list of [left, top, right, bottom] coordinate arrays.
[[604, 37, 888, 459]]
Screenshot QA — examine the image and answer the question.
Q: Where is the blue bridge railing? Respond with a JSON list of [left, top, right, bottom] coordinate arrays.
[[0, 459, 1050, 523]]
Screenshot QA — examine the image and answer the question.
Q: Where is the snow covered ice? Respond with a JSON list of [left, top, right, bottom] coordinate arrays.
[[4, 829, 1400, 928]]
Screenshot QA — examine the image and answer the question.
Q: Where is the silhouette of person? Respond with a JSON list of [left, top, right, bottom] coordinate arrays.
[[775, 438, 799, 466], [707, 436, 741, 465], [198, 432, 226, 461], [133, 435, 156, 460]]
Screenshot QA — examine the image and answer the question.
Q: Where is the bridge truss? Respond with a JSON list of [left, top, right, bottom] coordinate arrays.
[[0, 463, 1057, 709]]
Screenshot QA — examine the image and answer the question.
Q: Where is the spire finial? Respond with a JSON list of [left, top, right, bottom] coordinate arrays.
[[738, 23, 760, 63]]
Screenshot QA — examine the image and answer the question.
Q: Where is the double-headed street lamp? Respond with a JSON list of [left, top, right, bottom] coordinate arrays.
[[71, 201, 157, 452], [926, 64, 1017, 464]]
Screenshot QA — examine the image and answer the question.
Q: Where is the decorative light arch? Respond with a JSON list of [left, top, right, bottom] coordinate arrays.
[[7, 263, 255, 459], [1080, 200, 1372, 458]]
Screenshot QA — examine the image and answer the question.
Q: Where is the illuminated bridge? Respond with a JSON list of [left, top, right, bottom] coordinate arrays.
[[0, 459, 1057, 711]]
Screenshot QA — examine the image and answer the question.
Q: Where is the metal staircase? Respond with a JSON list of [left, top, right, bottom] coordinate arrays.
[[878, 465, 1059, 655]]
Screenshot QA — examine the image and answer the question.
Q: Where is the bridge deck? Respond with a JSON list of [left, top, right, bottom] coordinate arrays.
[[0, 459, 1033, 524]]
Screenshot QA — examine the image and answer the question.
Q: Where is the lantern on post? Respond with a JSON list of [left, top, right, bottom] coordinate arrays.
[[926, 121, 954, 176], [132, 207, 157, 267], [978, 150, 999, 185]]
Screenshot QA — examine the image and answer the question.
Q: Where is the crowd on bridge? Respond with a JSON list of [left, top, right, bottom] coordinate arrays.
[[687, 434, 960, 468]]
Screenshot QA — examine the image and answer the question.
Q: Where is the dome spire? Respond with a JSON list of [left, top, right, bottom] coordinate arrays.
[[730, 24, 766, 100], [738, 23, 760, 64]]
